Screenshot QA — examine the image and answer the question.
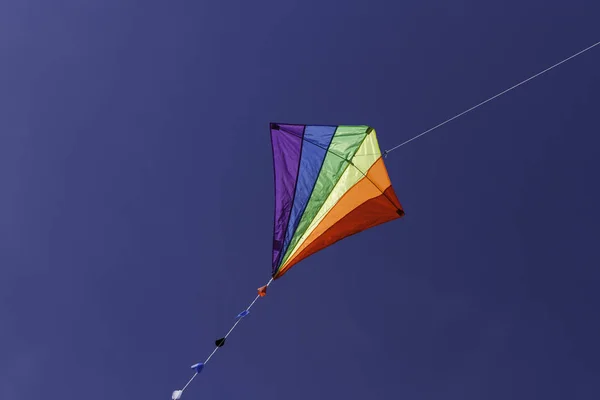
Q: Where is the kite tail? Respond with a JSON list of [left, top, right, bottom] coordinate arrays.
[[171, 278, 274, 400]]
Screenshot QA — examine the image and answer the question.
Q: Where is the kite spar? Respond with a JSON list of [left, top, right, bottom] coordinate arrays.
[[172, 123, 404, 399]]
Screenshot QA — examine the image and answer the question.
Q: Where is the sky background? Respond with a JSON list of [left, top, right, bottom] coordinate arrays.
[[2, 1, 600, 399]]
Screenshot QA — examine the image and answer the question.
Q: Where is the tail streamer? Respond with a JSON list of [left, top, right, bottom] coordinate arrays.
[[171, 278, 274, 399]]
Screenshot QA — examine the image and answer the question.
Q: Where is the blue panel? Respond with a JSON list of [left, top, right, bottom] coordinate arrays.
[[191, 362, 204, 373], [280, 125, 337, 260]]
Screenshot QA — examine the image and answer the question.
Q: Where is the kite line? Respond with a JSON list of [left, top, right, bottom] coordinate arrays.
[[171, 278, 273, 400], [384, 40, 600, 155]]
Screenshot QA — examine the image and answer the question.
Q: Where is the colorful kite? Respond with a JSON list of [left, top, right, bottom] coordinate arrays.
[[172, 123, 403, 399], [270, 123, 404, 279]]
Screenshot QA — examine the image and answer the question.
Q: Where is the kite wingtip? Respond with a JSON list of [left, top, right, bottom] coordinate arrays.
[[172, 390, 183, 400]]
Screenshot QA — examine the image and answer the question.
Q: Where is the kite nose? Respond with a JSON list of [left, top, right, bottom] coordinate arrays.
[[215, 338, 226, 347]]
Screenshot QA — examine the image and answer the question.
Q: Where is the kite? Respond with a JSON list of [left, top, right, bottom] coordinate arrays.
[[172, 123, 403, 399], [169, 42, 600, 399], [270, 123, 404, 279]]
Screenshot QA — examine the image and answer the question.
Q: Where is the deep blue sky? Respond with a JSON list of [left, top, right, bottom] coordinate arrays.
[[2, 1, 599, 399]]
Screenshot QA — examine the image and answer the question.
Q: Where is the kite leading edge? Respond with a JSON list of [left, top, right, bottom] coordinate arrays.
[[171, 123, 403, 399]]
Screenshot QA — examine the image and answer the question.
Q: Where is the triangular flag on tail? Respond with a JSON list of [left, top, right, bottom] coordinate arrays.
[[190, 363, 204, 373], [257, 285, 267, 297]]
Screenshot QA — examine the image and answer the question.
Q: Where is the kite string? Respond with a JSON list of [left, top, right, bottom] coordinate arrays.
[[384, 40, 600, 155], [178, 277, 274, 396], [181, 373, 197, 393]]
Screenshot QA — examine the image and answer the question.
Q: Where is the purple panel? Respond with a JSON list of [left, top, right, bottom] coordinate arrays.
[[270, 123, 304, 273]]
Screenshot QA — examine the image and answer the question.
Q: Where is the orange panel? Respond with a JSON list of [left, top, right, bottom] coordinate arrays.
[[278, 158, 403, 275], [366, 157, 402, 209], [275, 186, 403, 279]]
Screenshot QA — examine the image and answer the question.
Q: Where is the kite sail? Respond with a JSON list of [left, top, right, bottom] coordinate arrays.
[[171, 122, 403, 399], [270, 122, 404, 279]]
